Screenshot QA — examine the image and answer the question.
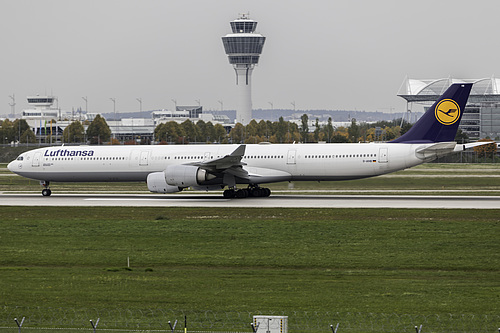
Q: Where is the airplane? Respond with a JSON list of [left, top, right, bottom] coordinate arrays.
[[7, 83, 488, 198]]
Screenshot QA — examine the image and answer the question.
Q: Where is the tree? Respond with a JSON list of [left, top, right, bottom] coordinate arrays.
[[213, 124, 227, 143], [331, 133, 349, 143], [454, 129, 469, 144], [323, 117, 334, 143], [20, 128, 36, 144], [246, 119, 259, 137], [197, 120, 216, 143], [400, 121, 413, 136], [473, 139, 497, 159], [1, 119, 28, 142], [63, 121, 85, 143], [229, 123, 245, 143], [314, 118, 320, 142], [154, 123, 168, 142], [348, 118, 360, 142], [86, 114, 111, 144], [275, 117, 288, 143], [12, 119, 31, 141], [154, 121, 185, 143], [181, 120, 200, 143], [257, 120, 269, 139], [300, 114, 309, 142], [1, 119, 14, 142]]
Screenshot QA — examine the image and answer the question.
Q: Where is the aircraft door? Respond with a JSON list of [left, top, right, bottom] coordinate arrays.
[[204, 152, 211, 161], [287, 150, 296, 165], [379, 148, 388, 163], [139, 151, 149, 166], [32, 153, 41, 167]]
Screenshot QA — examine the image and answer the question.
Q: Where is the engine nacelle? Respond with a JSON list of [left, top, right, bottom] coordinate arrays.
[[164, 165, 214, 187], [147, 172, 182, 193]]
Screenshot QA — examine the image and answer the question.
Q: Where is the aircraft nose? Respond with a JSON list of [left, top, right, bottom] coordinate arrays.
[[7, 160, 17, 172]]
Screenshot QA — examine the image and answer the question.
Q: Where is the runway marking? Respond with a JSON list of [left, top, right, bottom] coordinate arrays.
[[84, 198, 228, 202]]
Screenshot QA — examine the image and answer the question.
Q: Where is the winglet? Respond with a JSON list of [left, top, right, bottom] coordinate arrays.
[[192, 145, 246, 171], [390, 83, 473, 143], [229, 144, 246, 157]]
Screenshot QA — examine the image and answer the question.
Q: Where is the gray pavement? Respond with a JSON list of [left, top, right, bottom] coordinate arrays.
[[0, 193, 499, 209]]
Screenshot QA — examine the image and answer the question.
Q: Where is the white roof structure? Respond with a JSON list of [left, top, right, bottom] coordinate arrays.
[[398, 77, 500, 103]]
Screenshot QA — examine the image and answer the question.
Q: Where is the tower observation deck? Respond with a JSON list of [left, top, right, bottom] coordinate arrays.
[[222, 14, 266, 125]]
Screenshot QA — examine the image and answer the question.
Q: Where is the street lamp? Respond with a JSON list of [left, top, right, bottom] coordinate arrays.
[[82, 96, 87, 122], [110, 98, 116, 119], [110, 98, 116, 140], [136, 98, 142, 117], [217, 100, 223, 119]]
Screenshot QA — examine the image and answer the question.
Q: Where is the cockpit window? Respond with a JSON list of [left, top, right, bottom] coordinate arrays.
[[17, 156, 24, 161]]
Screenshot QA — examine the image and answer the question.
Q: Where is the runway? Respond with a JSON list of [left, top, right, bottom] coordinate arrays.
[[1, 193, 499, 209]]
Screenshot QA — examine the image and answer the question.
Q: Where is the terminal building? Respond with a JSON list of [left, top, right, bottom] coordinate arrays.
[[18, 96, 231, 144], [398, 77, 500, 140]]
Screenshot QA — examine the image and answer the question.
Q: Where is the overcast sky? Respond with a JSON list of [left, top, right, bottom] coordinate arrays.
[[1, 0, 499, 117]]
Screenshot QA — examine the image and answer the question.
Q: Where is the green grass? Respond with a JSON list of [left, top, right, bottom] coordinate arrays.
[[0, 208, 498, 316], [1, 163, 500, 330]]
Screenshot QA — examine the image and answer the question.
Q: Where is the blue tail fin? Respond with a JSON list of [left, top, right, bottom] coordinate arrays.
[[390, 83, 473, 143]]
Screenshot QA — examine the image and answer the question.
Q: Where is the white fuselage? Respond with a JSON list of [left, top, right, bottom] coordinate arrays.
[[8, 143, 428, 185]]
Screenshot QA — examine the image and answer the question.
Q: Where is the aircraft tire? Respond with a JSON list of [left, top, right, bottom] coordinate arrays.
[[42, 189, 52, 197], [235, 189, 248, 198], [223, 189, 235, 198]]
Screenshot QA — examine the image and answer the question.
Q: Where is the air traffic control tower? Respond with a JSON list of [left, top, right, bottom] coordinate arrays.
[[222, 14, 266, 125]]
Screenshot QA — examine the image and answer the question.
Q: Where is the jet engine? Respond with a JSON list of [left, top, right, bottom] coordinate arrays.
[[164, 165, 216, 187], [147, 172, 182, 193]]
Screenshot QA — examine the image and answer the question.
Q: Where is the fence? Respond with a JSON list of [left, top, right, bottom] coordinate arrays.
[[0, 307, 498, 333]]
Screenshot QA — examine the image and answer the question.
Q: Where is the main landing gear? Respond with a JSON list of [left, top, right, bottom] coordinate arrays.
[[223, 186, 271, 199], [40, 181, 52, 197]]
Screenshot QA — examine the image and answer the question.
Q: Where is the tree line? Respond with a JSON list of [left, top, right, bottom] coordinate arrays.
[[0, 113, 478, 146], [0, 115, 112, 145]]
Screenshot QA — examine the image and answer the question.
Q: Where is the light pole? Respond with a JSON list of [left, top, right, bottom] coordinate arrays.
[[110, 98, 116, 119], [171, 99, 177, 111], [218, 100, 223, 119], [82, 96, 87, 121], [8, 94, 15, 117], [110, 98, 116, 139], [268, 101, 274, 123], [136, 98, 142, 117]]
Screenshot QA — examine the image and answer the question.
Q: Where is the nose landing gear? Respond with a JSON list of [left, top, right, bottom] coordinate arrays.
[[40, 181, 52, 197]]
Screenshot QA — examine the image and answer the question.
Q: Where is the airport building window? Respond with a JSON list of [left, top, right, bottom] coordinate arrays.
[[222, 36, 265, 54]]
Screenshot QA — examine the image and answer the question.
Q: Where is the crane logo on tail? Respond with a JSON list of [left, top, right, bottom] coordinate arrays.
[[435, 99, 461, 125]]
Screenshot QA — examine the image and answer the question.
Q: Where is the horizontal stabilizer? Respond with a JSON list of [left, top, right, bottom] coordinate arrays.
[[415, 142, 457, 160], [453, 141, 498, 152]]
